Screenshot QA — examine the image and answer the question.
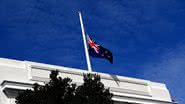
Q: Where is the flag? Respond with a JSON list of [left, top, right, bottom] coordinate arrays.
[[87, 35, 113, 63]]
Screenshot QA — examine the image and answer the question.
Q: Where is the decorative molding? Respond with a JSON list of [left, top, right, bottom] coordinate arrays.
[[29, 65, 152, 97], [30, 65, 149, 86]]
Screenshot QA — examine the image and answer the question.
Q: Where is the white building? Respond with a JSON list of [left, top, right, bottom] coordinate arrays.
[[0, 58, 177, 104]]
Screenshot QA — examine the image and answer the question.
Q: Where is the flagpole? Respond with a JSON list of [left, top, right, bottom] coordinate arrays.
[[78, 11, 92, 72]]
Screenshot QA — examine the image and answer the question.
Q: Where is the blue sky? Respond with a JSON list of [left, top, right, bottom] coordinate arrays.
[[0, 0, 185, 103]]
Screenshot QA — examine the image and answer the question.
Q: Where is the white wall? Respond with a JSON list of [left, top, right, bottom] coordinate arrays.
[[0, 58, 175, 104]]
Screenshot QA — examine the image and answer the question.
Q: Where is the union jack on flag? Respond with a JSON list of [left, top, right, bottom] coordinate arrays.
[[87, 35, 113, 63]]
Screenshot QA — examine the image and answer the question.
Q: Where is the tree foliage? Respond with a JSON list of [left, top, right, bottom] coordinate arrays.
[[16, 70, 113, 104], [75, 74, 113, 104]]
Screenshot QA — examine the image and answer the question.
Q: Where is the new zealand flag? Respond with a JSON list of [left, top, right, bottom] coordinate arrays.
[[87, 35, 113, 63]]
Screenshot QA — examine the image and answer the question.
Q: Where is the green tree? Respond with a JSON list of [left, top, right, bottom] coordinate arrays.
[[16, 70, 76, 104], [16, 71, 113, 104], [75, 73, 113, 104]]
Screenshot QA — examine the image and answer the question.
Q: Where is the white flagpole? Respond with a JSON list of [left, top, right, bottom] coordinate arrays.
[[78, 11, 92, 72]]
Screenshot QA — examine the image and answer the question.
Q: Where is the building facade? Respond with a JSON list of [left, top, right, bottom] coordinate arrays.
[[0, 58, 176, 104]]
